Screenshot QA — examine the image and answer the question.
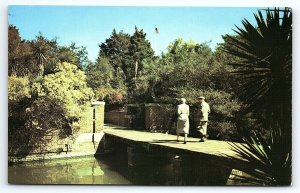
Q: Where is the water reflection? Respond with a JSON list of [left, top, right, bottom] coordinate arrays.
[[8, 156, 131, 184], [9, 152, 240, 185]]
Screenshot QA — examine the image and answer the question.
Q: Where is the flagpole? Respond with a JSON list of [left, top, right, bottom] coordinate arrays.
[[154, 32, 157, 55], [154, 26, 159, 55]]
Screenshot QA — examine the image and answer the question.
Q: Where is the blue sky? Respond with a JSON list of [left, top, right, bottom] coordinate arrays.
[[8, 6, 261, 62]]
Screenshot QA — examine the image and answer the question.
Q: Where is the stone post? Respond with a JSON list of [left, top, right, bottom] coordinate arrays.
[[91, 101, 105, 133]]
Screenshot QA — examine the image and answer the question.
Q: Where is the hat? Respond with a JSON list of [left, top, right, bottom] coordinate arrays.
[[198, 96, 205, 99], [180, 98, 186, 103]]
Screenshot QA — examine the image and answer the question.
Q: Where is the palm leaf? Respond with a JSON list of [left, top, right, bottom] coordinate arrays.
[[223, 8, 292, 185], [224, 8, 292, 124], [224, 127, 291, 185]]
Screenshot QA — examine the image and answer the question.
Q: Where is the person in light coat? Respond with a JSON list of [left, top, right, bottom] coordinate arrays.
[[176, 98, 190, 144], [197, 96, 211, 142]]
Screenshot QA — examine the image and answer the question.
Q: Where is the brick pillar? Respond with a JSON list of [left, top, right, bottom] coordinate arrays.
[[91, 101, 105, 133]]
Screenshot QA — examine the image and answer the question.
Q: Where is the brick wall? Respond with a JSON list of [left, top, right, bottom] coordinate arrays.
[[144, 104, 176, 132], [78, 106, 93, 133], [104, 103, 201, 135], [104, 104, 144, 129], [144, 104, 200, 133], [105, 110, 128, 126]]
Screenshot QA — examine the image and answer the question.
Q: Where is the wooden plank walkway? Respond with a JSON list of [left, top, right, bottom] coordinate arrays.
[[103, 125, 244, 161]]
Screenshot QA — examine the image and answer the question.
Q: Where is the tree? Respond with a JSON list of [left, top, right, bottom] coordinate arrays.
[[57, 43, 91, 71], [224, 8, 292, 129], [8, 25, 95, 155], [212, 41, 242, 91], [85, 57, 114, 90], [158, 38, 214, 96], [8, 62, 94, 155], [224, 8, 292, 185], [84, 57, 127, 104], [139, 38, 244, 140], [99, 29, 131, 78], [33, 62, 94, 119], [30, 33, 60, 76], [135, 57, 167, 102], [128, 26, 155, 87], [8, 74, 32, 125], [58, 46, 78, 65], [69, 42, 90, 70], [8, 25, 32, 76], [96, 27, 155, 102]]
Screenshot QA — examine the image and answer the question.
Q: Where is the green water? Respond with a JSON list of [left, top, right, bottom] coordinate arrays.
[[8, 153, 244, 185], [8, 155, 132, 185]]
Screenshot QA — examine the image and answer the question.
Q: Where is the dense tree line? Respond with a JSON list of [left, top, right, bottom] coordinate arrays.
[[8, 24, 250, 150], [8, 25, 93, 155], [84, 28, 248, 141]]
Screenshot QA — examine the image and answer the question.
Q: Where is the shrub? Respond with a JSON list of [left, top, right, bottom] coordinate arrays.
[[8, 62, 94, 155], [8, 74, 31, 101], [96, 87, 127, 105], [159, 87, 242, 141]]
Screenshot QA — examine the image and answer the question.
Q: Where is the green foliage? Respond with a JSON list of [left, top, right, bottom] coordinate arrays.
[[30, 33, 60, 76], [224, 8, 292, 185], [9, 26, 89, 78], [25, 97, 67, 133], [128, 26, 155, 85], [8, 96, 69, 155], [8, 74, 31, 102], [226, 126, 291, 185], [69, 42, 90, 69], [164, 87, 242, 141], [212, 42, 241, 91], [99, 29, 131, 73], [162, 38, 214, 89], [224, 8, 292, 129], [8, 62, 94, 155], [96, 87, 127, 105], [33, 62, 94, 118], [8, 25, 33, 76], [85, 56, 127, 105], [135, 57, 171, 102], [167, 38, 212, 63], [209, 121, 238, 141], [85, 57, 114, 89], [8, 26, 96, 155], [156, 38, 237, 98], [58, 46, 78, 65], [8, 75, 32, 129], [59, 42, 90, 70], [97, 27, 155, 99]]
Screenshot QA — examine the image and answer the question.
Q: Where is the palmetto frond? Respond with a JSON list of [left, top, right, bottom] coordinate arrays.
[[225, 8, 292, 122], [224, 7, 292, 186], [225, 126, 291, 185]]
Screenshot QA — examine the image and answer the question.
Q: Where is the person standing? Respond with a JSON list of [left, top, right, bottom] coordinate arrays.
[[197, 96, 210, 142], [176, 98, 190, 144]]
